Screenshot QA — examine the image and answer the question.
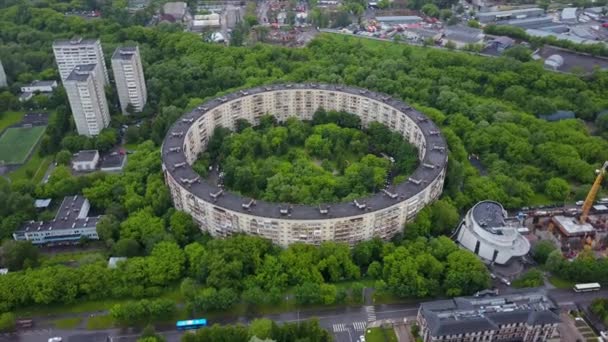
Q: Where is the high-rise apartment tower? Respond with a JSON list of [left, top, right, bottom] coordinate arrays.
[[111, 46, 147, 114], [53, 37, 109, 84], [64, 64, 110, 136]]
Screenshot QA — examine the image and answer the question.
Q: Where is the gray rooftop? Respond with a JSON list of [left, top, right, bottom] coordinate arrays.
[[471, 200, 506, 231], [53, 37, 100, 46], [66, 64, 97, 82], [444, 26, 483, 43], [15, 195, 100, 234], [112, 46, 138, 60], [100, 152, 126, 169], [161, 83, 448, 220], [26, 80, 57, 88], [72, 150, 99, 163], [420, 291, 560, 337]]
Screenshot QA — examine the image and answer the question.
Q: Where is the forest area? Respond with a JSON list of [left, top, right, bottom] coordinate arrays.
[[1, 0, 608, 336]]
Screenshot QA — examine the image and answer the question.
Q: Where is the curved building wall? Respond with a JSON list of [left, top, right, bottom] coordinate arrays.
[[161, 84, 447, 246], [456, 201, 530, 264]]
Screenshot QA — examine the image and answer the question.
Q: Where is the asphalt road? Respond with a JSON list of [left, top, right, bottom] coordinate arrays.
[[4, 288, 607, 342]]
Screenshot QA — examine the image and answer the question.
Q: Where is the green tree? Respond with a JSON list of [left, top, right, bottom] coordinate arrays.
[[55, 149, 72, 165], [545, 177, 570, 201], [0, 312, 15, 332], [421, 4, 440, 17], [0, 240, 39, 271], [532, 240, 557, 264]]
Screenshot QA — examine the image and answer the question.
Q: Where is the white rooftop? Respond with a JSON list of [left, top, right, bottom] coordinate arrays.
[[553, 215, 594, 235]]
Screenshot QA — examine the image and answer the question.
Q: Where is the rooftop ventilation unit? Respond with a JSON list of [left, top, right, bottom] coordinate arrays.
[[432, 145, 445, 152], [169, 147, 182, 153], [181, 118, 194, 124], [382, 189, 399, 199], [423, 163, 436, 169], [242, 199, 256, 209], [171, 131, 184, 138], [408, 178, 422, 185], [354, 200, 367, 210], [173, 162, 186, 170], [210, 189, 223, 200], [429, 130, 440, 135], [319, 205, 330, 214]]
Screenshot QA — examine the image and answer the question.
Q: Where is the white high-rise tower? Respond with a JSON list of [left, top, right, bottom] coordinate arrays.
[[64, 64, 111, 136], [0, 59, 7, 87], [53, 37, 109, 85], [111, 46, 147, 114]]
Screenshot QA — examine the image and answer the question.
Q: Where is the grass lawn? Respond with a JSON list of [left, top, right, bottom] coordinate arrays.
[[529, 193, 553, 206], [0, 111, 25, 132], [40, 251, 107, 268], [548, 276, 574, 289], [8, 149, 51, 183], [0, 126, 46, 164], [86, 315, 115, 330], [365, 327, 398, 342], [53, 317, 82, 329]]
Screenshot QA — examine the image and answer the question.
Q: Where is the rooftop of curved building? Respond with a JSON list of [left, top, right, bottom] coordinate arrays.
[[161, 83, 448, 220], [471, 200, 512, 234]]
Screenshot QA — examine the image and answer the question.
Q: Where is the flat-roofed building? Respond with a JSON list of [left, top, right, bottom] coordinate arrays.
[[20, 80, 58, 94], [53, 37, 109, 85], [456, 201, 530, 264], [561, 7, 578, 24], [418, 291, 561, 342], [476, 8, 545, 23], [13, 195, 101, 245], [64, 64, 111, 136], [111, 46, 147, 114], [72, 150, 100, 171]]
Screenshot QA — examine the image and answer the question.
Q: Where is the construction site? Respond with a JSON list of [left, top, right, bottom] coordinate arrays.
[[529, 161, 608, 257]]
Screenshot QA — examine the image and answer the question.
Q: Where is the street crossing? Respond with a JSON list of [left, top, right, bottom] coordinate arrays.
[[365, 305, 376, 322]]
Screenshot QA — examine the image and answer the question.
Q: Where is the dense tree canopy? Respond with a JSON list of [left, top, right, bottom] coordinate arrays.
[[202, 112, 418, 204]]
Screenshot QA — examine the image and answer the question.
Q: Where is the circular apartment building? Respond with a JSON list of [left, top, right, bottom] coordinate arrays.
[[161, 84, 447, 246]]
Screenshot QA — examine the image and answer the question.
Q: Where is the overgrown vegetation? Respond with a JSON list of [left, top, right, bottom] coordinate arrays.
[[197, 111, 418, 205]]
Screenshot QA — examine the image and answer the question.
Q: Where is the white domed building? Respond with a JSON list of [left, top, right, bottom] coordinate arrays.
[[455, 201, 530, 264]]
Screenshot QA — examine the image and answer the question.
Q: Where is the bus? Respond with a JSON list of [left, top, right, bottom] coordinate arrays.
[[573, 283, 601, 292], [176, 318, 207, 331]]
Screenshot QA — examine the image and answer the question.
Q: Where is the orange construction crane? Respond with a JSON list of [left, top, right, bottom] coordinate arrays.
[[580, 161, 608, 223]]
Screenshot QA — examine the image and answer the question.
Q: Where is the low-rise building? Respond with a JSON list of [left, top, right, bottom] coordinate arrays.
[[376, 16, 422, 24], [191, 13, 221, 31], [443, 26, 484, 48], [417, 291, 561, 342], [13, 195, 101, 245], [486, 36, 514, 52], [72, 150, 100, 171], [496, 16, 554, 29], [108, 257, 127, 268], [20, 80, 58, 94], [163, 2, 188, 22], [99, 152, 127, 172], [476, 8, 545, 23], [455, 200, 530, 264], [561, 7, 578, 24]]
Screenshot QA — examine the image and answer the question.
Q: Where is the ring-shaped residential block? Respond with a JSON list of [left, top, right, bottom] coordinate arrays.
[[161, 84, 448, 246]]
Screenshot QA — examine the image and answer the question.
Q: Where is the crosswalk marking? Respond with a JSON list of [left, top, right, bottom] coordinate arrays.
[[353, 321, 367, 331], [365, 305, 376, 322], [333, 323, 347, 332]]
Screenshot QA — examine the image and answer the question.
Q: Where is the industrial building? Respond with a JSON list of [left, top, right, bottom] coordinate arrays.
[[13, 195, 101, 245], [64, 64, 111, 136], [376, 16, 422, 24], [111, 46, 147, 114], [417, 291, 561, 342], [52, 37, 109, 84], [496, 16, 554, 29], [162, 84, 447, 247], [561, 7, 578, 24], [443, 26, 484, 47], [476, 8, 545, 23], [455, 201, 530, 264]]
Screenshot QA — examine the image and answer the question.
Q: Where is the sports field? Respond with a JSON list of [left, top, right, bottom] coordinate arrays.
[[0, 125, 46, 164]]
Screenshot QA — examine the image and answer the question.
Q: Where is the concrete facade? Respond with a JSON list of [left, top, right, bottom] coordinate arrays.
[[64, 64, 111, 136], [13, 196, 100, 245], [417, 291, 561, 342], [456, 201, 530, 265], [111, 46, 147, 114], [53, 37, 109, 84], [0, 59, 7, 87], [161, 84, 447, 247]]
